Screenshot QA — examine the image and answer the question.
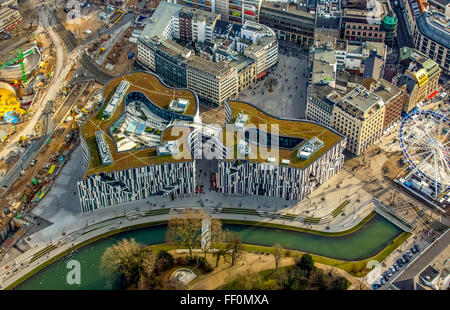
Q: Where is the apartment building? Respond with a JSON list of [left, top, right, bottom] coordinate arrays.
[[331, 86, 386, 155], [0, 0, 21, 33], [341, 4, 387, 45], [186, 57, 238, 103], [413, 10, 450, 74], [306, 84, 347, 125], [240, 21, 278, 76], [363, 78, 405, 129], [173, 6, 220, 42], [395, 47, 441, 112], [137, 2, 277, 105], [259, 1, 315, 47]]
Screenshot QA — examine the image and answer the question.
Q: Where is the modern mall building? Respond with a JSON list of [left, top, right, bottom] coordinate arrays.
[[78, 72, 346, 211]]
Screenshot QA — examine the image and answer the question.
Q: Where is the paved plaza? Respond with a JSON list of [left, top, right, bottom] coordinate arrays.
[[238, 53, 308, 119]]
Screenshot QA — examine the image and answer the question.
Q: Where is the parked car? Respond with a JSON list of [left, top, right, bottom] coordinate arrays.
[[390, 266, 396, 273], [380, 276, 386, 285], [407, 251, 414, 258], [386, 269, 393, 277], [394, 263, 399, 271], [411, 247, 417, 254], [414, 244, 420, 252], [397, 259, 403, 267], [373, 283, 380, 290], [383, 274, 389, 281], [403, 254, 410, 262]]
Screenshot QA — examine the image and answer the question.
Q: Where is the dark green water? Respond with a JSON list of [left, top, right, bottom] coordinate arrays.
[[16, 214, 402, 290]]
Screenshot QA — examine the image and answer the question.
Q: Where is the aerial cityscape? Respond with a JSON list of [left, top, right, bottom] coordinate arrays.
[[0, 0, 448, 295]]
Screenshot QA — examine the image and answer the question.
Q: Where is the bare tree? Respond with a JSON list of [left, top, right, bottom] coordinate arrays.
[[100, 238, 156, 288], [226, 232, 244, 266], [213, 247, 228, 267], [166, 209, 204, 256], [272, 244, 284, 270]]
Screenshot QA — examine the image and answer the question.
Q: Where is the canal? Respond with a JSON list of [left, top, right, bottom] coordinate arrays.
[[17, 214, 403, 290]]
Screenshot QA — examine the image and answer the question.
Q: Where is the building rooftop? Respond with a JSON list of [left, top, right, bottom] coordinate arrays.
[[261, 2, 315, 25], [343, 4, 387, 23], [309, 83, 347, 107], [311, 48, 337, 85], [363, 78, 403, 103], [338, 85, 384, 119], [225, 101, 344, 169], [81, 72, 198, 176], [140, 2, 276, 78], [399, 47, 441, 84], [363, 55, 385, 80], [347, 42, 387, 59], [416, 11, 450, 49], [180, 6, 219, 24], [140, 2, 182, 40], [397, 74, 417, 94], [419, 265, 441, 283]]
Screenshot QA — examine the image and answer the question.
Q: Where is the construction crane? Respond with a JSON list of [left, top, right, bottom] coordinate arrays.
[[0, 49, 35, 83]]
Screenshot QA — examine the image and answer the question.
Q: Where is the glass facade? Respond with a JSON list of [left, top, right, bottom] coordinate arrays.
[[244, 128, 305, 150], [124, 91, 194, 122], [155, 50, 188, 88]]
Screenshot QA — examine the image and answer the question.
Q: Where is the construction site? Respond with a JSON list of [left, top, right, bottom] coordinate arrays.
[[0, 0, 160, 257]]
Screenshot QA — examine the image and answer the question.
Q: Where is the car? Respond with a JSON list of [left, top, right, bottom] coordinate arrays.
[[397, 259, 403, 267], [390, 266, 396, 273], [411, 247, 417, 254], [380, 276, 386, 285], [414, 244, 420, 252], [394, 263, 400, 271], [403, 254, 410, 262], [372, 283, 380, 290], [407, 251, 414, 258], [383, 274, 389, 282], [386, 269, 393, 277]]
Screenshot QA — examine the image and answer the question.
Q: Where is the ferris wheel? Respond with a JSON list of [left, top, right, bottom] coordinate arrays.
[[399, 109, 450, 199]]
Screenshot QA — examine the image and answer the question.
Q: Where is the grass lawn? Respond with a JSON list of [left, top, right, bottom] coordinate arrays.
[[81, 72, 198, 176], [227, 101, 343, 169]]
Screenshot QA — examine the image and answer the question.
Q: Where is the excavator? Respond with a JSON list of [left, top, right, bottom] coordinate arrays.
[[17, 136, 29, 147]]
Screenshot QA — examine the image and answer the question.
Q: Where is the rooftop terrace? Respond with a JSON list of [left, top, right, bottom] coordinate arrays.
[[338, 85, 384, 118], [81, 72, 198, 176], [226, 101, 344, 170]]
